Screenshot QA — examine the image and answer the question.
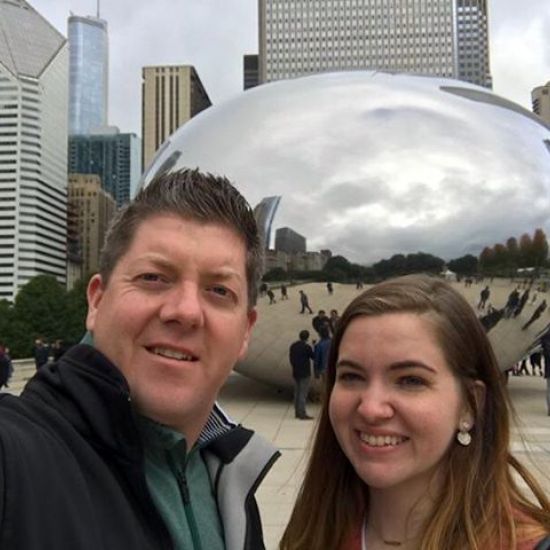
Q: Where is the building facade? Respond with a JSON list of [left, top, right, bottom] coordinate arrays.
[[275, 226, 306, 254], [258, 0, 491, 88], [532, 81, 550, 125], [0, 0, 68, 301], [68, 127, 141, 207], [68, 14, 108, 135], [141, 65, 212, 170], [68, 173, 116, 279]]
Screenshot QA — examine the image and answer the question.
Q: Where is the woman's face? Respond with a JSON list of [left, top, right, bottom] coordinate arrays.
[[329, 312, 471, 497]]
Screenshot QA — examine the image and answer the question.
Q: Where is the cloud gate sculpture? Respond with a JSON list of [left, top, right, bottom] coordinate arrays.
[[141, 71, 550, 389]]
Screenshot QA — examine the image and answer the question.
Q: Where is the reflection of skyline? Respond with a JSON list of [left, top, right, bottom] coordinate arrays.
[[143, 72, 550, 265]]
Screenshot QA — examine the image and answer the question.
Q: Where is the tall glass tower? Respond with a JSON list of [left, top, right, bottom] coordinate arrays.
[[0, 0, 68, 301], [68, 14, 108, 135]]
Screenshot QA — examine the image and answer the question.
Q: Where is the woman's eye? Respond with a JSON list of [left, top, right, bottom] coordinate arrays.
[[398, 375, 427, 388], [337, 371, 362, 382]]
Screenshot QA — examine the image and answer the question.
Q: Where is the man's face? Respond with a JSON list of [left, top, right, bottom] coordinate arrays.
[[86, 214, 256, 443]]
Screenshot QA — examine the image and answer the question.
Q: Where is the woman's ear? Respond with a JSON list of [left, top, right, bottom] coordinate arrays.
[[462, 380, 486, 427]]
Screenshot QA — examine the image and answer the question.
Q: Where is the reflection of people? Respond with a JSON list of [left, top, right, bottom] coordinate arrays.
[[0, 169, 279, 549], [541, 328, 550, 416], [289, 330, 314, 420], [313, 327, 331, 379], [522, 300, 547, 330], [281, 275, 550, 549], [32, 338, 49, 369], [299, 290, 313, 314]]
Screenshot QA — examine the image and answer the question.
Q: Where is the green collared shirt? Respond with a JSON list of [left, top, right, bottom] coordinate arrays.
[[137, 417, 225, 550]]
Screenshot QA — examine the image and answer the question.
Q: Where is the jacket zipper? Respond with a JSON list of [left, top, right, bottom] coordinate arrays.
[[175, 469, 203, 550]]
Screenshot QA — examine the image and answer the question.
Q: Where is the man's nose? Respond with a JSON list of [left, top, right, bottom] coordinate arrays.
[[159, 282, 204, 328]]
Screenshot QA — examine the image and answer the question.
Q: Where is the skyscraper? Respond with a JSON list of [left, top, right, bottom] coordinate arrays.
[[68, 173, 116, 279], [532, 81, 550, 125], [258, 0, 491, 88], [141, 65, 211, 170], [0, 0, 68, 301], [68, 13, 108, 135], [68, 127, 141, 208]]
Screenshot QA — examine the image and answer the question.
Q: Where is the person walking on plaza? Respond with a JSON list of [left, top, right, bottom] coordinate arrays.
[[477, 285, 490, 310], [522, 300, 547, 330], [288, 330, 314, 420], [280, 284, 288, 300], [328, 308, 340, 336], [504, 287, 520, 318], [542, 327, 550, 416], [0, 345, 10, 390], [267, 288, 276, 304], [0, 169, 279, 549], [326, 281, 333, 295], [32, 338, 49, 370], [299, 289, 313, 314]]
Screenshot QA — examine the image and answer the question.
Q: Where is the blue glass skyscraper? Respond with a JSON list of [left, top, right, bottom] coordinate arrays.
[[68, 14, 108, 135]]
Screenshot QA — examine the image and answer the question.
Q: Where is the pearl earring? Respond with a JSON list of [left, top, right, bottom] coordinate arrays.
[[457, 421, 472, 446]]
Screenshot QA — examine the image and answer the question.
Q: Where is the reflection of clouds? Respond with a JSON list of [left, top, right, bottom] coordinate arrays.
[[145, 72, 550, 265]]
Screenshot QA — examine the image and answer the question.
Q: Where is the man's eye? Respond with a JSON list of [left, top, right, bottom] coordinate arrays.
[[138, 273, 165, 283], [208, 285, 231, 297]]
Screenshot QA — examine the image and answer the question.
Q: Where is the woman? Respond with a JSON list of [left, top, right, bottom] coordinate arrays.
[[281, 275, 550, 549]]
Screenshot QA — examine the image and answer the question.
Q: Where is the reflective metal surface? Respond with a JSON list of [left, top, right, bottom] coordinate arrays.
[[142, 72, 550, 388]]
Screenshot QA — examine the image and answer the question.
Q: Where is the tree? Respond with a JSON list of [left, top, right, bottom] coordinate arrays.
[[506, 237, 519, 267], [493, 243, 508, 267], [448, 254, 478, 275], [519, 233, 534, 267], [11, 275, 68, 357], [479, 246, 494, 271], [532, 228, 549, 268]]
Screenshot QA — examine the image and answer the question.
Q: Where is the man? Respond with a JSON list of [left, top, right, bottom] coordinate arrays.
[[0, 169, 279, 549], [32, 337, 49, 369], [477, 285, 490, 310], [288, 330, 314, 420], [312, 309, 330, 336], [298, 289, 313, 314], [314, 326, 332, 379]]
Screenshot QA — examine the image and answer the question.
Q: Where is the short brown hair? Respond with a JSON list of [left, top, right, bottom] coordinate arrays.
[[99, 168, 263, 307]]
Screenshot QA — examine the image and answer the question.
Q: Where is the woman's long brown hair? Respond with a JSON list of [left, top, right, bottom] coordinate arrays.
[[280, 275, 550, 549]]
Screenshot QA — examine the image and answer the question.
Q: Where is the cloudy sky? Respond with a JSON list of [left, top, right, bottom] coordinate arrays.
[[31, 0, 550, 138]]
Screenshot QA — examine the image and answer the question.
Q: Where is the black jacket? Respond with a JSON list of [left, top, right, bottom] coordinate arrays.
[[0, 345, 278, 550], [289, 340, 314, 379]]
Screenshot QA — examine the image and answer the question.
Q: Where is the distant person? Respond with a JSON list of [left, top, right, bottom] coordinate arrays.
[[504, 288, 520, 318], [326, 282, 333, 295], [281, 275, 550, 550], [32, 338, 49, 370], [531, 350, 543, 376], [313, 327, 331, 379], [288, 330, 314, 420], [541, 327, 550, 416], [259, 282, 268, 297], [355, 279, 364, 290], [0, 346, 10, 390], [514, 288, 530, 318], [522, 300, 547, 330], [51, 339, 68, 361], [299, 290, 313, 314], [267, 288, 276, 304], [477, 285, 490, 310], [328, 309, 340, 336], [280, 284, 288, 300], [312, 309, 330, 336]]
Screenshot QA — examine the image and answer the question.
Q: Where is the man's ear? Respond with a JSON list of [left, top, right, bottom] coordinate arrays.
[[86, 274, 105, 333], [237, 308, 258, 361]]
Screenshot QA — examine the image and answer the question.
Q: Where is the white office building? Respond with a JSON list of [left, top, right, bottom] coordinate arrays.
[[259, 0, 491, 88], [0, 0, 68, 301]]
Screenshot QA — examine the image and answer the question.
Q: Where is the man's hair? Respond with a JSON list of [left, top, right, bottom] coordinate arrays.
[[318, 310, 325, 315], [99, 168, 263, 307], [299, 330, 309, 341]]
